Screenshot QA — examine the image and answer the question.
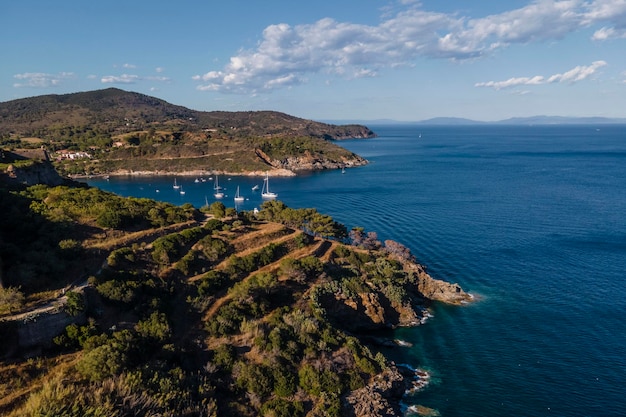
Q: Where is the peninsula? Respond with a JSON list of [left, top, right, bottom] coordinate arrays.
[[0, 153, 471, 416], [0, 88, 375, 178]]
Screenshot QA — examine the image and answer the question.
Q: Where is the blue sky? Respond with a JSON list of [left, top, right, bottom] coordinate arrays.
[[2, 0, 626, 121]]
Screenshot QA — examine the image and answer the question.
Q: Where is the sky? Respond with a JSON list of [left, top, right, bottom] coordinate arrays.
[[2, 0, 626, 122]]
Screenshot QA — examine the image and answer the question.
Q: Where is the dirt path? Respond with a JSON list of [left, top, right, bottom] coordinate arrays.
[[84, 219, 202, 251]]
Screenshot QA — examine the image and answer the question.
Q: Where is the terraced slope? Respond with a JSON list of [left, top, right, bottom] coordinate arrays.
[[1, 189, 470, 417]]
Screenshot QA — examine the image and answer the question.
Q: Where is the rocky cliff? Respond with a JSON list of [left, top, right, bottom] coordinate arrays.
[[1, 150, 69, 187], [403, 259, 473, 305], [317, 256, 472, 334]]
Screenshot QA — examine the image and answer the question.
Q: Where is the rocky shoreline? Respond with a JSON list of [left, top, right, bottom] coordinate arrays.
[[70, 167, 299, 180]]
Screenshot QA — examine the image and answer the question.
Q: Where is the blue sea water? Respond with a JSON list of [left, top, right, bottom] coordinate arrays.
[[83, 125, 626, 417]]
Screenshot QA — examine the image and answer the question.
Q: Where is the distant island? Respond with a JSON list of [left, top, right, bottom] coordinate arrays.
[[324, 115, 626, 125], [0, 88, 375, 178]]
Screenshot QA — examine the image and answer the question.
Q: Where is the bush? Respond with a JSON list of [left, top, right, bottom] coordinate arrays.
[[235, 362, 273, 398], [53, 320, 97, 349], [96, 279, 138, 303], [0, 286, 25, 314], [212, 344, 236, 371], [196, 270, 230, 296], [107, 247, 135, 268], [76, 343, 128, 381], [135, 311, 171, 342], [260, 398, 304, 417], [64, 291, 85, 316]]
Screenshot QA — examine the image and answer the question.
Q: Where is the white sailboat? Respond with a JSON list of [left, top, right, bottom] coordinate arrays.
[[213, 175, 222, 191], [179, 185, 185, 195], [234, 186, 244, 203], [213, 175, 224, 198], [173, 178, 180, 189], [261, 173, 278, 199]]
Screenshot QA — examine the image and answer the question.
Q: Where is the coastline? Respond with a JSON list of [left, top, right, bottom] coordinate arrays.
[[69, 167, 299, 179]]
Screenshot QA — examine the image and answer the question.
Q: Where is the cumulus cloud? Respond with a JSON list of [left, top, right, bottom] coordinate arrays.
[[13, 72, 74, 88], [476, 60, 607, 89], [193, 1, 626, 94]]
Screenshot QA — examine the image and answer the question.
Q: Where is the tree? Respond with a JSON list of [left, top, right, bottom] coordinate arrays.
[[209, 201, 226, 218]]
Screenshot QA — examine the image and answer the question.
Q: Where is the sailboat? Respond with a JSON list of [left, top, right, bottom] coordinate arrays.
[[261, 173, 278, 199], [234, 186, 244, 203], [213, 175, 222, 191], [179, 185, 185, 195], [173, 178, 180, 189], [213, 175, 224, 198]]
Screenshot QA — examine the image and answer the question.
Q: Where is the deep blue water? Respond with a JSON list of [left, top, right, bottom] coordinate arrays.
[[83, 125, 626, 417]]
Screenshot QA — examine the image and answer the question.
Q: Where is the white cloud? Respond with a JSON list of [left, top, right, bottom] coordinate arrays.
[[101, 74, 140, 84], [475, 75, 545, 90], [193, 1, 624, 94], [476, 60, 607, 90], [101, 73, 172, 84], [122, 63, 137, 69], [592, 25, 626, 39], [155, 67, 164, 73], [13, 72, 74, 88], [546, 60, 607, 82], [145, 76, 171, 83]]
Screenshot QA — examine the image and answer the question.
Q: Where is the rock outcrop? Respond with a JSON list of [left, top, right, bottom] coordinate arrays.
[[0, 150, 69, 187], [402, 260, 473, 305], [316, 254, 472, 334], [343, 366, 406, 417]]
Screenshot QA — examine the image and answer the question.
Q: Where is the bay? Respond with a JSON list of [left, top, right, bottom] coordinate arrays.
[[83, 124, 626, 417]]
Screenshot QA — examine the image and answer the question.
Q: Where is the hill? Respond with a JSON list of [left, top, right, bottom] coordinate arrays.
[[0, 176, 470, 416], [0, 88, 375, 177]]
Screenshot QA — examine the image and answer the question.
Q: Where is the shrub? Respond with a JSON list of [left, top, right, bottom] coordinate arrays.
[[0, 286, 25, 314], [260, 398, 304, 417], [235, 362, 273, 398], [96, 279, 138, 303], [212, 344, 236, 371], [64, 291, 85, 316], [196, 270, 230, 297], [76, 343, 128, 381], [135, 311, 171, 342], [107, 247, 135, 268]]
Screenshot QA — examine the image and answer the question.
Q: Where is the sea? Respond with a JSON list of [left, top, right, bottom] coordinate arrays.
[[82, 125, 626, 417]]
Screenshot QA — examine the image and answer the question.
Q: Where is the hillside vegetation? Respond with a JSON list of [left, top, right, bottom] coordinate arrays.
[[0, 177, 470, 417], [0, 88, 375, 177]]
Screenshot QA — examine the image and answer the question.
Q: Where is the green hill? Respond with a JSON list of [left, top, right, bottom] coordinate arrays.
[[0, 88, 375, 177]]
